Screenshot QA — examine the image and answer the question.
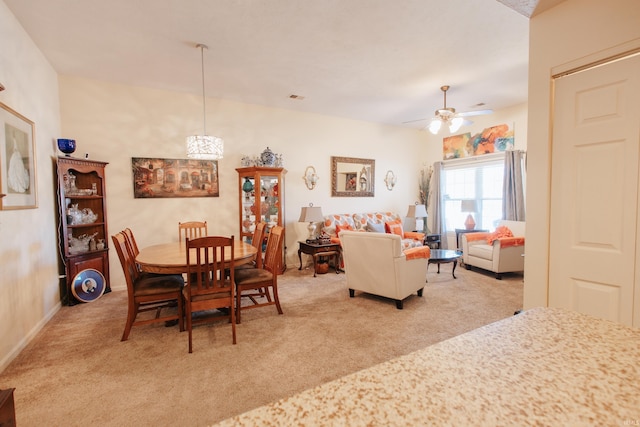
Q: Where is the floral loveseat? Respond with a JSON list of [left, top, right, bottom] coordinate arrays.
[[322, 212, 425, 250]]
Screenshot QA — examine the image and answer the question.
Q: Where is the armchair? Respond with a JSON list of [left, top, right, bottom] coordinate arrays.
[[339, 230, 429, 309], [461, 220, 525, 279]]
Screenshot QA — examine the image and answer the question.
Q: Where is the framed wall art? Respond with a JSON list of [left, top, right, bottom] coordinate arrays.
[[0, 102, 37, 210], [132, 157, 219, 198], [443, 123, 514, 160], [331, 156, 375, 197]]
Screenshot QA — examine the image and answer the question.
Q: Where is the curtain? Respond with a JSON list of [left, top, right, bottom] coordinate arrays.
[[431, 161, 447, 249], [502, 150, 526, 221]]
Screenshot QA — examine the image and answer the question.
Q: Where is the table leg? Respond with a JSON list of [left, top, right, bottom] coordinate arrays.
[[298, 249, 303, 270], [452, 260, 458, 279], [312, 254, 318, 278]]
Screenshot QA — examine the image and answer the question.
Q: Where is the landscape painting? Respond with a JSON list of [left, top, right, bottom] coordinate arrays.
[[132, 157, 219, 198]]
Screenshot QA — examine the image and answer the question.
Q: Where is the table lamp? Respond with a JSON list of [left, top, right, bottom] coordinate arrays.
[[299, 204, 325, 240], [406, 203, 428, 233], [461, 200, 477, 230]]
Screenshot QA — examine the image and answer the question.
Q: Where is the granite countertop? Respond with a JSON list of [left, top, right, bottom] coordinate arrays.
[[215, 307, 640, 426]]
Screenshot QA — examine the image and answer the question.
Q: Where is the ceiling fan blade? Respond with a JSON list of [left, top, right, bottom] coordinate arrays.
[[458, 109, 493, 117], [462, 119, 474, 126], [402, 118, 429, 124]]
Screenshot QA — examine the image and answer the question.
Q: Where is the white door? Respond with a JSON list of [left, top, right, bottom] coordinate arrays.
[[549, 53, 640, 327]]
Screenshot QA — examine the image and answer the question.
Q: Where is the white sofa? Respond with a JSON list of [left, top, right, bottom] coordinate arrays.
[[339, 230, 428, 309], [461, 220, 525, 279]]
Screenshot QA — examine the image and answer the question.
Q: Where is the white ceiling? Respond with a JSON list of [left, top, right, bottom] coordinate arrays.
[[5, 0, 544, 129]]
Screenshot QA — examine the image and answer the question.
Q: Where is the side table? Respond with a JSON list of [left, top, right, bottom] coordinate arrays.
[[298, 241, 341, 277], [424, 234, 441, 249]]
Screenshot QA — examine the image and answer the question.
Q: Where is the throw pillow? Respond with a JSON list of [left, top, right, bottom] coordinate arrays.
[[335, 223, 353, 235], [385, 220, 404, 237], [403, 246, 431, 260], [487, 226, 513, 244], [366, 221, 385, 233]]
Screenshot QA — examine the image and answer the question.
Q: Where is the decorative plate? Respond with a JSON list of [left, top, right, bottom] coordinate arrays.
[[71, 268, 105, 303]]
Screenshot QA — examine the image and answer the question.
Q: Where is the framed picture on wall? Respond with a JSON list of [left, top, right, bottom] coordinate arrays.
[[132, 157, 219, 198], [0, 102, 37, 210]]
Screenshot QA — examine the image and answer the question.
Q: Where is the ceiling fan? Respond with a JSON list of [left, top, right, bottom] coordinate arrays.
[[406, 85, 493, 134]]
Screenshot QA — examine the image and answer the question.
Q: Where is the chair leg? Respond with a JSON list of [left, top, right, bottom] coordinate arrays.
[[186, 300, 193, 353], [177, 293, 185, 332], [272, 284, 283, 315], [230, 300, 237, 345], [235, 289, 242, 325], [121, 302, 138, 341]]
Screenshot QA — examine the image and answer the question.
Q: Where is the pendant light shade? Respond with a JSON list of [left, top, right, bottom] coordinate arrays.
[[186, 43, 224, 160]]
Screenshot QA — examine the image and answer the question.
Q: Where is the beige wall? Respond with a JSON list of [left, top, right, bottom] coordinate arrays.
[[525, 0, 640, 308], [0, 0, 62, 371], [58, 76, 431, 290]]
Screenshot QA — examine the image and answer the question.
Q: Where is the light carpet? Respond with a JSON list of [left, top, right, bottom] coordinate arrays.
[[0, 264, 523, 426]]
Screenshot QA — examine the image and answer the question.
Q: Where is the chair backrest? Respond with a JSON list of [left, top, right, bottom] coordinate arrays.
[[250, 222, 267, 268], [179, 221, 208, 243], [263, 226, 285, 274], [122, 228, 139, 257], [498, 220, 525, 236], [111, 232, 138, 297], [186, 235, 234, 297]]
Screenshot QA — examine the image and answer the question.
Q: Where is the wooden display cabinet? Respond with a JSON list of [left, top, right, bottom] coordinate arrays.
[[236, 166, 286, 271], [56, 157, 110, 305]]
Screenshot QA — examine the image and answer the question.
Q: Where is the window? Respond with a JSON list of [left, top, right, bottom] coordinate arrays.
[[441, 154, 504, 232]]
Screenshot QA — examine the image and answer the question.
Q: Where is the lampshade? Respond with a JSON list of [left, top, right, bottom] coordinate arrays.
[[186, 135, 224, 159], [428, 119, 442, 134], [461, 200, 477, 213], [299, 205, 324, 240], [406, 204, 428, 218], [449, 117, 464, 133], [186, 43, 224, 160], [299, 206, 325, 223]]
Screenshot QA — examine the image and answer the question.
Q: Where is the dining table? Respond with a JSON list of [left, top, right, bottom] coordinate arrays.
[[135, 241, 258, 274]]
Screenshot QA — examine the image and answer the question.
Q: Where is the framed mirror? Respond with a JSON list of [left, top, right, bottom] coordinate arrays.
[[331, 156, 375, 197]]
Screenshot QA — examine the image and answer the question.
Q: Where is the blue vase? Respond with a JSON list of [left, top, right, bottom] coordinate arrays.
[[57, 139, 76, 156], [242, 177, 254, 193]]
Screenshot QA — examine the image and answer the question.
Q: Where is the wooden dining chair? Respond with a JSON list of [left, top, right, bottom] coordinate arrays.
[[234, 225, 285, 324], [184, 235, 236, 352], [111, 232, 185, 341], [122, 228, 140, 257], [238, 222, 266, 270], [178, 221, 208, 243]]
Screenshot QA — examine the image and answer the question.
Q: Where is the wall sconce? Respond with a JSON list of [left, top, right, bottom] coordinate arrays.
[[384, 170, 397, 191], [303, 166, 319, 190]]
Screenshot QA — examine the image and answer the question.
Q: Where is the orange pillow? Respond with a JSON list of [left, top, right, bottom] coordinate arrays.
[[487, 226, 513, 244], [335, 223, 353, 235], [385, 220, 404, 237], [403, 246, 431, 260]]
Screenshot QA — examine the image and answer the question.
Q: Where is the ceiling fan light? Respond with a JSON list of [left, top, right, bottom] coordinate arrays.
[[186, 135, 224, 160], [428, 119, 442, 134], [449, 117, 464, 133]]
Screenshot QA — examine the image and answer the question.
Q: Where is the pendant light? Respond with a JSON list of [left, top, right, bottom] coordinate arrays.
[[186, 43, 224, 160]]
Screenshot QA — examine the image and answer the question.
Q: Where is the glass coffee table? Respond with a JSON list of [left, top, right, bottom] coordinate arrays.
[[427, 249, 463, 279]]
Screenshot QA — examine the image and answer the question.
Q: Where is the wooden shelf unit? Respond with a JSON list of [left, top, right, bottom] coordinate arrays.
[[56, 157, 110, 305]]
